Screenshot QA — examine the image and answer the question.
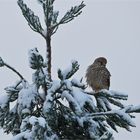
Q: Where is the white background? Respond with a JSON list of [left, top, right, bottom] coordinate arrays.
[[0, 0, 140, 139]]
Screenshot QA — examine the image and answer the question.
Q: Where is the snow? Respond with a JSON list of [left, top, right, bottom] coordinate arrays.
[[42, 27, 47, 37], [63, 80, 73, 91], [18, 86, 37, 108], [12, 131, 27, 140], [48, 80, 61, 93], [72, 87, 93, 107], [18, 116, 52, 140], [76, 116, 85, 127], [99, 131, 114, 140], [29, 116, 46, 128], [60, 60, 78, 79], [96, 95, 112, 111], [17, 84, 38, 114], [61, 78, 96, 114], [22, 108, 31, 114], [1, 0, 140, 139], [29, 116, 38, 126], [113, 110, 136, 127], [100, 89, 128, 100], [32, 69, 44, 84], [38, 117, 46, 128], [43, 98, 52, 113], [28, 48, 39, 62], [96, 97, 108, 111], [102, 97, 111, 110], [88, 119, 100, 139], [126, 105, 140, 113], [89, 131, 98, 139], [17, 0, 27, 13], [0, 93, 9, 109], [43, 80, 61, 113], [71, 78, 85, 88], [12, 130, 34, 140], [28, 48, 45, 70], [110, 90, 128, 97], [29, 9, 34, 16], [12, 120, 33, 140], [21, 80, 29, 88], [61, 90, 82, 115], [20, 117, 29, 132], [24, 132, 33, 140]]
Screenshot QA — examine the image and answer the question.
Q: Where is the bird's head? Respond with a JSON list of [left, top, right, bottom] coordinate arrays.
[[94, 57, 107, 66]]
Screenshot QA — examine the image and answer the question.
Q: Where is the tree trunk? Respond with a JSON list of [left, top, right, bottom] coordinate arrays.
[[46, 34, 52, 81]]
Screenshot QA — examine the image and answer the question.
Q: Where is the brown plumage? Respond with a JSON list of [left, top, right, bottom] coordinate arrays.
[[86, 57, 111, 92]]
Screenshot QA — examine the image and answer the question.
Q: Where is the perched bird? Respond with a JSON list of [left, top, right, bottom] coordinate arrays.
[[86, 57, 111, 92]]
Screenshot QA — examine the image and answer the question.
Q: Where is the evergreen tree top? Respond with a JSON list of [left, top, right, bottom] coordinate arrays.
[[0, 0, 140, 140]]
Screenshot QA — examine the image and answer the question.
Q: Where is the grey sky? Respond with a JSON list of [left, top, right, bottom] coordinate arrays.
[[0, 0, 140, 139]]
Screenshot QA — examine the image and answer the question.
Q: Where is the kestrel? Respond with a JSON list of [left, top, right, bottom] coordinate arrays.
[[86, 57, 111, 92]]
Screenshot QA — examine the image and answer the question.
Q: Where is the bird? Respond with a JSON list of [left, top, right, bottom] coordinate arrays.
[[86, 57, 111, 93]]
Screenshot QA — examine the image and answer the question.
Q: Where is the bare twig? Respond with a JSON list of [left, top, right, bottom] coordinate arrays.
[[4, 63, 25, 80]]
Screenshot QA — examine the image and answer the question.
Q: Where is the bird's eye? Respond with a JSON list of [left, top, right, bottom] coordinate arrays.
[[100, 62, 103, 65]]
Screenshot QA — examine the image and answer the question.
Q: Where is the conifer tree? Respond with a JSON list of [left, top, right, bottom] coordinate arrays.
[[0, 0, 140, 140]]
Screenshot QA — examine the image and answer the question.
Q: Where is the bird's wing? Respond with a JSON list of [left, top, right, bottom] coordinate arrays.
[[100, 67, 111, 89]]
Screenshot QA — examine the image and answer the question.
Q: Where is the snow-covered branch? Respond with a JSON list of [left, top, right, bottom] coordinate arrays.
[[17, 0, 45, 37], [1, 0, 140, 139], [58, 60, 79, 80], [95, 89, 128, 100], [59, 1, 85, 25]]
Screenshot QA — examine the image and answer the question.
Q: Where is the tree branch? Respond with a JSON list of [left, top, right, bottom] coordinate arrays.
[[4, 63, 25, 80]]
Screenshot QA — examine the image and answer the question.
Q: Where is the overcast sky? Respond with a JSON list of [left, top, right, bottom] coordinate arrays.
[[0, 0, 140, 139]]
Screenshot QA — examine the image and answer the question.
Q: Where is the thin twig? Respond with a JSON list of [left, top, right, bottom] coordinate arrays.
[[88, 111, 114, 117], [84, 91, 96, 96], [28, 24, 46, 39], [4, 63, 25, 80], [15, 80, 22, 88]]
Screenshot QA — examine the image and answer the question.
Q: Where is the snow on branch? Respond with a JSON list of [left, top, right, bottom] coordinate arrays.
[[12, 116, 58, 140], [88, 105, 137, 130], [50, 1, 85, 35], [97, 89, 128, 100], [124, 105, 140, 113], [17, 0, 44, 37], [40, 0, 58, 27], [58, 1, 85, 25], [38, 0, 55, 8], [99, 131, 114, 140], [61, 90, 83, 115], [113, 110, 136, 127], [0, 93, 9, 109], [28, 48, 51, 93], [0, 0, 140, 138], [71, 78, 86, 89], [43, 80, 61, 113], [4, 80, 22, 102], [17, 84, 39, 116], [107, 98, 125, 108], [70, 87, 96, 112], [58, 60, 79, 80], [37, 0, 85, 36], [28, 48, 45, 70], [83, 88, 140, 132], [86, 89, 128, 112], [1, 58, 140, 139]]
